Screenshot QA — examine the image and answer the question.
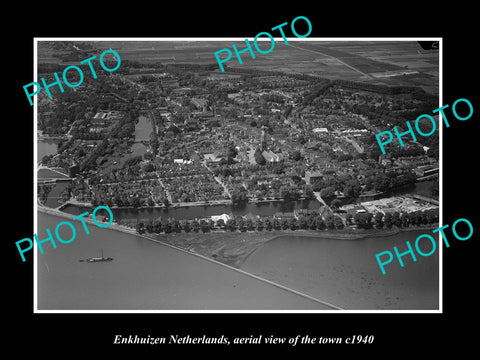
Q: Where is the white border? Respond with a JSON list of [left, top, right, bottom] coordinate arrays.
[[34, 37, 442, 314]]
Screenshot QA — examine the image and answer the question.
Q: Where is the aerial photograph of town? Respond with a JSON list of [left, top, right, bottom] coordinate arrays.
[[35, 39, 440, 311]]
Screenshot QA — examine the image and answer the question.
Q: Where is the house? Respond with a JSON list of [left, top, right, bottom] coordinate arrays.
[[343, 204, 367, 216], [204, 153, 222, 163], [211, 213, 231, 224], [262, 150, 282, 163], [293, 209, 320, 219], [313, 127, 329, 133], [191, 97, 208, 111], [305, 170, 323, 185]]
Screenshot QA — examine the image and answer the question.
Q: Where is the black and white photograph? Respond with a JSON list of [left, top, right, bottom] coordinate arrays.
[[6, 6, 478, 356], [34, 38, 440, 311]]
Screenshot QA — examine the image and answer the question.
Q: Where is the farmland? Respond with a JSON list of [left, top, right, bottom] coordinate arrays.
[[91, 40, 439, 94], [36, 39, 439, 94]]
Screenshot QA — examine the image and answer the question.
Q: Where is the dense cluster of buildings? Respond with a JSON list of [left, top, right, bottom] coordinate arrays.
[[38, 45, 439, 230]]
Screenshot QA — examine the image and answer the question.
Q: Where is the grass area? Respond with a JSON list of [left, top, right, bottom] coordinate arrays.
[[38, 168, 70, 178]]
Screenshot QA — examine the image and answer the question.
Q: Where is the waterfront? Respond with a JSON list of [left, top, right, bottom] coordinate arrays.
[[37, 210, 439, 310], [37, 139, 58, 162], [37, 212, 332, 310], [61, 199, 321, 221], [242, 231, 439, 310]]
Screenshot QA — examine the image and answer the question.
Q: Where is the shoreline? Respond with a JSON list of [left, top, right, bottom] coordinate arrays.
[[61, 196, 318, 211], [38, 204, 437, 240], [37, 205, 438, 269]]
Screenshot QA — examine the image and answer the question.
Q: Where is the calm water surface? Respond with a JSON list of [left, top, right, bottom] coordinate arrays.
[[37, 212, 329, 310], [37, 140, 58, 162], [242, 231, 439, 310], [62, 200, 321, 221]]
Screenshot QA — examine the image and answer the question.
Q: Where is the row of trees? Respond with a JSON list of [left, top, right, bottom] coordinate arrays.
[[134, 213, 345, 235], [133, 207, 438, 234], [347, 208, 438, 229]]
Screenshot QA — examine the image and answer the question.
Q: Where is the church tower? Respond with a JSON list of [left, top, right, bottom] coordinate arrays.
[[260, 129, 267, 151]]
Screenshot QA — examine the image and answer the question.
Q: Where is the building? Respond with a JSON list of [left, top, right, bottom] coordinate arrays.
[[210, 213, 231, 224], [305, 170, 323, 185], [207, 73, 242, 82], [313, 127, 329, 133], [191, 97, 208, 111], [262, 150, 282, 163], [260, 130, 267, 151]]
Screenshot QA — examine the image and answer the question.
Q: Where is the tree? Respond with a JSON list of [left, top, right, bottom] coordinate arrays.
[[216, 219, 226, 229], [425, 209, 438, 224], [145, 220, 154, 233], [374, 212, 384, 229], [130, 196, 142, 208], [171, 219, 181, 233], [345, 213, 353, 226], [191, 220, 200, 233], [255, 218, 264, 231], [324, 214, 335, 229], [384, 212, 393, 228], [200, 219, 210, 233], [320, 186, 335, 199], [237, 218, 246, 232], [227, 143, 238, 159], [231, 187, 248, 205], [254, 147, 266, 165], [273, 218, 282, 230], [392, 212, 401, 227], [415, 211, 425, 225], [374, 173, 391, 192], [184, 220, 191, 233], [334, 215, 344, 229], [315, 216, 325, 230], [292, 150, 302, 161], [303, 185, 315, 200], [135, 222, 145, 234], [330, 199, 342, 211], [162, 219, 172, 234], [343, 179, 361, 199], [245, 218, 254, 231], [297, 215, 308, 230], [288, 217, 297, 230], [226, 218, 236, 232], [264, 218, 273, 231], [153, 219, 163, 233], [354, 212, 372, 229], [307, 215, 317, 230]]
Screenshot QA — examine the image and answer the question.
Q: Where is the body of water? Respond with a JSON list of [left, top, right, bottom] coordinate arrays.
[[241, 230, 439, 310], [62, 199, 321, 221], [37, 140, 58, 162], [391, 180, 437, 198], [59, 180, 437, 222], [37, 212, 329, 310], [134, 115, 153, 142]]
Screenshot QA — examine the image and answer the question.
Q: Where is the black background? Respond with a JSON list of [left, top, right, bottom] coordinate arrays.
[[5, 4, 477, 356]]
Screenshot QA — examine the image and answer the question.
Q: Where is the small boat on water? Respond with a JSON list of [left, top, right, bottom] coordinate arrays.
[[81, 249, 113, 263]]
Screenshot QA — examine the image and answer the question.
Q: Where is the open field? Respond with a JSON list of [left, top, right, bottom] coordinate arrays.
[[37, 40, 439, 94]]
